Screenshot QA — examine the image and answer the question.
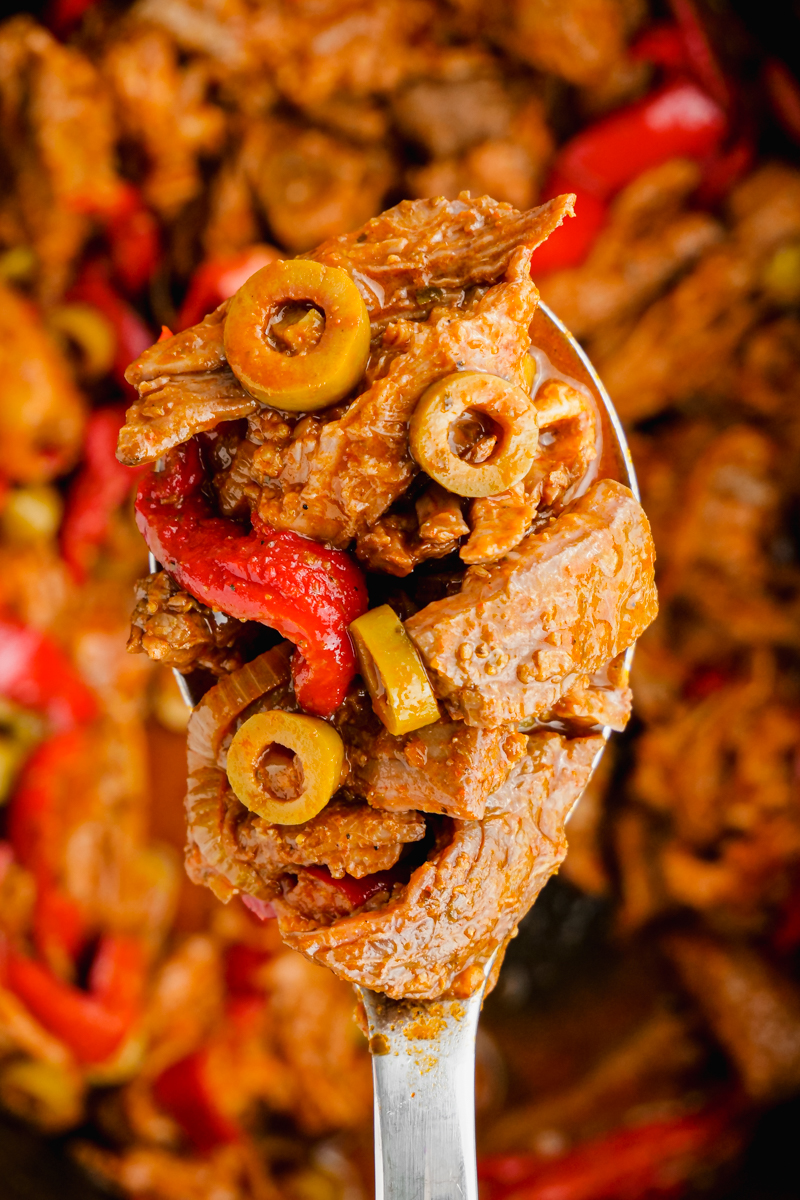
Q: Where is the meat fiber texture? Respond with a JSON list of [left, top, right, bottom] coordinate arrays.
[[405, 478, 657, 727], [274, 731, 602, 1000]]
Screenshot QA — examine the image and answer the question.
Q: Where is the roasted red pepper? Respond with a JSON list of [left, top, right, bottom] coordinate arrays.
[[223, 943, 272, 997], [532, 78, 728, 275], [631, 22, 688, 72], [531, 183, 607, 274], [106, 192, 161, 296], [549, 80, 727, 202], [153, 1049, 240, 1152], [68, 262, 153, 391], [177, 245, 281, 330], [46, 0, 100, 37], [1, 935, 144, 1065], [304, 863, 407, 908], [478, 1103, 739, 1200], [0, 620, 97, 732], [8, 729, 95, 968], [61, 406, 147, 583], [135, 439, 367, 717]]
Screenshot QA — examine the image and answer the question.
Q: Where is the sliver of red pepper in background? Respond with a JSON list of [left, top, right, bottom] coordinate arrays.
[[8, 729, 94, 969], [303, 863, 407, 908], [531, 183, 607, 274], [135, 439, 368, 717], [478, 1102, 740, 1200], [631, 22, 688, 73], [106, 197, 161, 296], [177, 245, 282, 330], [1, 935, 144, 1065], [0, 620, 97, 731], [153, 1049, 241, 1152], [8, 729, 91, 872], [549, 80, 727, 202], [68, 261, 153, 391], [764, 59, 800, 147], [668, 0, 731, 111], [61, 406, 147, 583], [45, 0, 99, 36], [223, 943, 272, 997]]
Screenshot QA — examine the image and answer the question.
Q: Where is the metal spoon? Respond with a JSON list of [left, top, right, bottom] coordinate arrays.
[[158, 301, 638, 1200]]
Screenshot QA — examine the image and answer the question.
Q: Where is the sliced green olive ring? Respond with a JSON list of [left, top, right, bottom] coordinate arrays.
[[350, 605, 440, 736], [409, 371, 539, 498], [226, 710, 344, 825], [223, 258, 370, 412]]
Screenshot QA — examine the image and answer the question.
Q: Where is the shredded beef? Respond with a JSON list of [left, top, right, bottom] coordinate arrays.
[[236, 797, 426, 881], [127, 570, 245, 675]]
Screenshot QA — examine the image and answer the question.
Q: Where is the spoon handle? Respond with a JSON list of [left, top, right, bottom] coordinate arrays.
[[358, 985, 485, 1200]]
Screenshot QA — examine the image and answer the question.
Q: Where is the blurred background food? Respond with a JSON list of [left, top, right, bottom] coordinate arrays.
[[1, 0, 800, 1196]]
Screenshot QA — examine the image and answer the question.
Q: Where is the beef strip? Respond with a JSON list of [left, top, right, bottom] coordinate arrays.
[[405, 478, 657, 727], [274, 730, 602, 1000], [543, 652, 633, 733], [118, 305, 258, 466], [117, 193, 574, 481], [127, 570, 246, 675], [236, 797, 426, 881], [257, 244, 541, 546], [356, 720, 527, 820], [664, 932, 800, 1102], [307, 192, 574, 326]]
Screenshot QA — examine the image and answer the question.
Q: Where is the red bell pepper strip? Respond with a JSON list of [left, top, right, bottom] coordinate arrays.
[[531, 185, 607, 275], [0, 621, 97, 732], [1, 935, 144, 1065], [68, 262, 153, 391], [153, 1050, 240, 1152], [8, 729, 89, 874], [764, 60, 800, 147], [32, 885, 86, 973], [223, 943, 272, 997], [630, 23, 688, 72], [178, 245, 282, 330], [8, 729, 95, 967], [548, 79, 727, 203], [46, 0, 100, 37], [61, 406, 147, 583], [303, 863, 408, 908], [107, 202, 161, 296], [478, 1103, 739, 1200], [135, 439, 368, 716], [668, 0, 731, 111]]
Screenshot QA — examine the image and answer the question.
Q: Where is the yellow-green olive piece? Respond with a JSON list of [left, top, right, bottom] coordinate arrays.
[[408, 371, 539, 498], [223, 259, 370, 412], [226, 710, 344, 825]]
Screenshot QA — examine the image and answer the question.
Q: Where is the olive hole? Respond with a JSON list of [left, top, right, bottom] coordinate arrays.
[[255, 741, 305, 802], [266, 303, 325, 356], [449, 409, 503, 465]]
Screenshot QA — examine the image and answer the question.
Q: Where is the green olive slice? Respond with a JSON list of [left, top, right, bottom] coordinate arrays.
[[223, 258, 370, 412], [350, 605, 439, 736], [226, 710, 344, 825], [408, 371, 539, 498]]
